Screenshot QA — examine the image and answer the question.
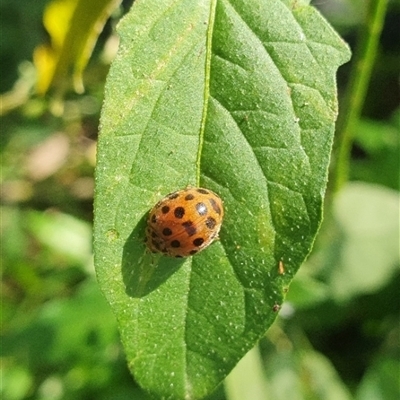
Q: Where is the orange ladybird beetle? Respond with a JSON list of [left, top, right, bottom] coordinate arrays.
[[145, 187, 224, 257]]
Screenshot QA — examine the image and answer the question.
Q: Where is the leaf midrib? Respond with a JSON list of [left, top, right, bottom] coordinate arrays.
[[182, 0, 218, 397], [196, 0, 218, 187]]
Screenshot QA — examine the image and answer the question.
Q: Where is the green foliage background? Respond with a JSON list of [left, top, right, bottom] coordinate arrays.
[[1, 0, 399, 399]]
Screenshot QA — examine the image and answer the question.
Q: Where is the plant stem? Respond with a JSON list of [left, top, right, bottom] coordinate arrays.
[[332, 0, 389, 192]]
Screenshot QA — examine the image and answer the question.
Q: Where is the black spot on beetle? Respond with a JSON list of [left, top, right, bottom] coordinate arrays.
[[182, 221, 197, 236], [209, 198, 221, 215], [205, 217, 216, 229], [168, 193, 179, 200], [197, 189, 209, 194], [193, 237, 204, 247], [174, 207, 185, 218], [161, 205, 170, 214], [171, 240, 180, 248], [185, 194, 195, 200], [162, 228, 172, 236]]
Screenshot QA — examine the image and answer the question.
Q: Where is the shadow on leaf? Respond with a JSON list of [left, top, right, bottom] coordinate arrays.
[[122, 214, 185, 298]]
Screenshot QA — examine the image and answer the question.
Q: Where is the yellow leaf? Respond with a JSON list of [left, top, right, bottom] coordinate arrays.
[[34, 0, 122, 95]]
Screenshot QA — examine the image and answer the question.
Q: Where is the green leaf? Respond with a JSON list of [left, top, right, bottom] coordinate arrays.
[[94, 0, 350, 398]]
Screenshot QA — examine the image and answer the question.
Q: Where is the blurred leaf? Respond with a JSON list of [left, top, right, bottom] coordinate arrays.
[[27, 210, 92, 266], [94, 0, 350, 398], [35, 280, 117, 363], [354, 117, 399, 152], [327, 182, 399, 301], [2, 281, 125, 399], [34, 0, 122, 94], [297, 351, 354, 400], [356, 356, 400, 400], [1, 207, 30, 263], [0, 365, 33, 400], [1, 207, 91, 318], [351, 115, 400, 190], [225, 346, 269, 400], [299, 182, 400, 306], [285, 272, 330, 309], [260, 344, 353, 400], [315, 0, 368, 29]]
